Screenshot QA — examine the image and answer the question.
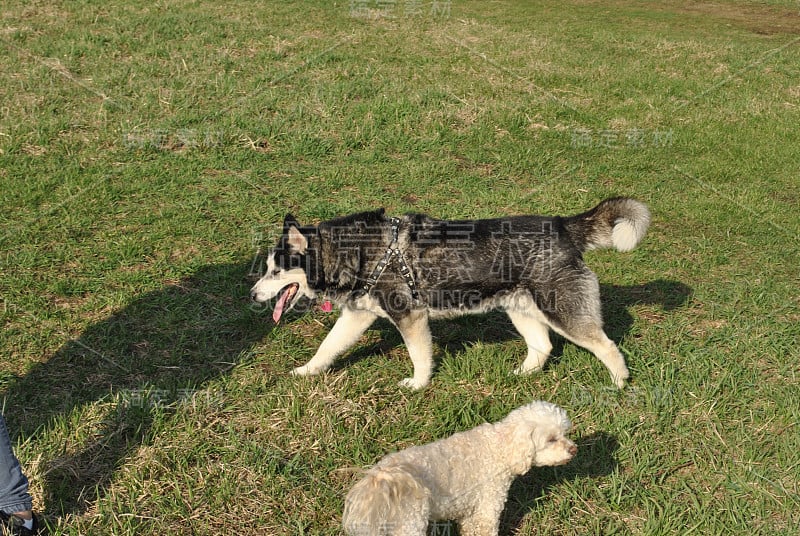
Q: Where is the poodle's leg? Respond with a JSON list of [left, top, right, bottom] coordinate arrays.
[[292, 307, 377, 376], [391, 512, 429, 536], [395, 309, 434, 390], [506, 310, 553, 375], [458, 494, 510, 536]]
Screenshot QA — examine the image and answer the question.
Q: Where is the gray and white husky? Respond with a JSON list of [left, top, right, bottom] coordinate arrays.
[[250, 197, 650, 389]]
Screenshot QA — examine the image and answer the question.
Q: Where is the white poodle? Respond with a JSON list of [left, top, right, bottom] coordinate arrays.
[[342, 400, 577, 536]]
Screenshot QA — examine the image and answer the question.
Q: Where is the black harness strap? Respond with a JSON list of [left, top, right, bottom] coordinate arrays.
[[362, 217, 419, 301]]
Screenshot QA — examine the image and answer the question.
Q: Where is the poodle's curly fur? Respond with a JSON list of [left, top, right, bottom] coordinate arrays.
[[342, 400, 577, 536]]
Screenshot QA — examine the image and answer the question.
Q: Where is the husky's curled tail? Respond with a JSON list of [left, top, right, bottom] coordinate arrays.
[[342, 464, 430, 536], [565, 197, 650, 253]]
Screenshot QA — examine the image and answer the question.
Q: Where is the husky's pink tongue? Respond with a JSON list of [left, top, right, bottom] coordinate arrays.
[[272, 284, 299, 323]]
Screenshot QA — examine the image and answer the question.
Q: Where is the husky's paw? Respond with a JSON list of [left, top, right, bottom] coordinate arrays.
[[291, 364, 322, 377], [512, 364, 542, 376], [398, 377, 427, 390], [611, 368, 630, 389]]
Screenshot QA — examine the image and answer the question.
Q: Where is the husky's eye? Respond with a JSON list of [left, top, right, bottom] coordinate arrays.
[[547, 436, 558, 444]]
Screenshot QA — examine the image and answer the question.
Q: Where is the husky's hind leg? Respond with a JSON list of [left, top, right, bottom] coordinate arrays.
[[558, 324, 629, 388], [395, 310, 434, 390], [541, 272, 630, 388], [546, 288, 629, 387], [292, 306, 377, 376], [506, 310, 553, 375]]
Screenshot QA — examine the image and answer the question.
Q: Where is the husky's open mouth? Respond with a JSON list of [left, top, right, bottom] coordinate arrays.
[[272, 283, 300, 323]]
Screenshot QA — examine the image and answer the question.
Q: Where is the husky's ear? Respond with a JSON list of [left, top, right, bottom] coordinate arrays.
[[283, 213, 300, 228], [287, 225, 308, 254]]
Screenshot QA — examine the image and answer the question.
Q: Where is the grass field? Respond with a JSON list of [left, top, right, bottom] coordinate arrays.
[[1, 0, 799, 534]]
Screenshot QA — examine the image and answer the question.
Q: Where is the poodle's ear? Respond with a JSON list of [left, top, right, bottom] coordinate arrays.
[[505, 425, 538, 475]]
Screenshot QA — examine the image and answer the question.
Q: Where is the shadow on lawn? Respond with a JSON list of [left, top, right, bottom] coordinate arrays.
[[501, 431, 620, 534], [443, 278, 692, 361], [2, 271, 689, 518], [2, 261, 273, 516], [599, 279, 693, 341]]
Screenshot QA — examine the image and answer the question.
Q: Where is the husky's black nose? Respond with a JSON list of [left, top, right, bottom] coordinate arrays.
[[250, 290, 259, 302]]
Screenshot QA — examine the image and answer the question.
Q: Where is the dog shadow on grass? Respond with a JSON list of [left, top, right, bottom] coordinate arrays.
[[500, 431, 620, 534], [598, 279, 693, 342], [439, 278, 692, 355], [1, 261, 273, 517]]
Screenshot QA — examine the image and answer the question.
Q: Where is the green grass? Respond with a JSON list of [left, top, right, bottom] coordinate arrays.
[[1, 0, 799, 534]]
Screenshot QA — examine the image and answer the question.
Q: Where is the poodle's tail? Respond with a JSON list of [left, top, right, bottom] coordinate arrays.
[[564, 197, 650, 253], [342, 464, 430, 536]]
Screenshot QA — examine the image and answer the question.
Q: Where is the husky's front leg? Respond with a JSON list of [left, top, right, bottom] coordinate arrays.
[[395, 310, 434, 390], [292, 307, 377, 377]]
